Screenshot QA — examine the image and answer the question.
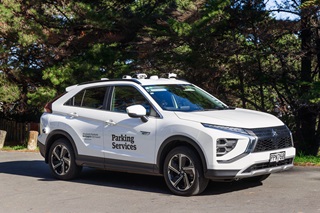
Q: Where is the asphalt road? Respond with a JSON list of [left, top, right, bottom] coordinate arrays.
[[0, 151, 320, 213]]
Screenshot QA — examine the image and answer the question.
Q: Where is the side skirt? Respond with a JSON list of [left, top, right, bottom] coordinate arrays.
[[76, 155, 160, 176]]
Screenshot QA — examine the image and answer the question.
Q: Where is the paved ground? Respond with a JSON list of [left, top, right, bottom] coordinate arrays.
[[0, 151, 320, 213]]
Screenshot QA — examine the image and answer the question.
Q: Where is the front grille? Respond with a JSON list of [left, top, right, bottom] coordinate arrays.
[[249, 126, 293, 152], [243, 158, 294, 173]]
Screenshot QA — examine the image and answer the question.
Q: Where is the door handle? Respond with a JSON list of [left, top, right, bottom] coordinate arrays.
[[67, 112, 79, 118], [106, 119, 116, 126]]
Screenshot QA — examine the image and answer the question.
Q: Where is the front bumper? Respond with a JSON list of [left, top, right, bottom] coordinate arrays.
[[205, 156, 294, 180]]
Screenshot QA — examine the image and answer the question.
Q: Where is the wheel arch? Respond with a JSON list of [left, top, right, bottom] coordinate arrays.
[[156, 135, 208, 175], [44, 130, 78, 163]]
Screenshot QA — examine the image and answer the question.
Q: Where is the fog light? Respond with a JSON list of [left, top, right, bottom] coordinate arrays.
[[216, 138, 237, 156]]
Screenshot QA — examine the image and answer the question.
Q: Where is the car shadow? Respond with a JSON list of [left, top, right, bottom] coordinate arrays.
[[203, 180, 262, 196], [0, 160, 264, 195], [78, 168, 264, 196]]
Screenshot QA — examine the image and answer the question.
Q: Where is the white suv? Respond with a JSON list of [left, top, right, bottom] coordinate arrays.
[[38, 74, 296, 196]]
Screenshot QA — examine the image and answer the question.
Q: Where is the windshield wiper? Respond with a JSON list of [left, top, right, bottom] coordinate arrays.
[[227, 106, 236, 110], [205, 106, 236, 110]]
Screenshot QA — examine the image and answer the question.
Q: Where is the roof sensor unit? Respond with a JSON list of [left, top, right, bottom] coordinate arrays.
[[168, 73, 177, 78], [133, 73, 148, 79], [122, 75, 132, 79], [162, 73, 177, 78]]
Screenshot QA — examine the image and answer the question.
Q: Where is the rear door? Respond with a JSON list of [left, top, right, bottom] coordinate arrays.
[[62, 86, 109, 163]]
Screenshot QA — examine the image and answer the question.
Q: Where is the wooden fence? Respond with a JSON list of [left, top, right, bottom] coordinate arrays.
[[0, 119, 39, 146]]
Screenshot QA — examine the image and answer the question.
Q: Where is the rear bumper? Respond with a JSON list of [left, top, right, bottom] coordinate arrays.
[[37, 140, 46, 159]]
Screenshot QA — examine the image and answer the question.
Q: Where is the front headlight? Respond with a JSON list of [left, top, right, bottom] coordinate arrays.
[[202, 123, 249, 135], [202, 124, 253, 157]]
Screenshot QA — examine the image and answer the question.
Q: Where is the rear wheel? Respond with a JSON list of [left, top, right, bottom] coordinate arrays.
[[48, 139, 82, 180], [163, 146, 209, 196]]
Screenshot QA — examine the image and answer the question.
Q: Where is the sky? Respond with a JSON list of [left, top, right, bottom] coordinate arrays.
[[265, 0, 300, 20]]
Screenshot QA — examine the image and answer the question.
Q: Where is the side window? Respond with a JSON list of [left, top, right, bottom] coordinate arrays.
[[111, 86, 151, 114], [65, 87, 107, 109]]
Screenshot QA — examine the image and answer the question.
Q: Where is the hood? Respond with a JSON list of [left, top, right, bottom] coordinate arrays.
[[174, 108, 284, 129]]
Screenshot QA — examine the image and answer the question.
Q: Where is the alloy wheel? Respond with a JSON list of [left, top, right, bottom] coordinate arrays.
[[167, 153, 196, 191], [50, 144, 71, 176]]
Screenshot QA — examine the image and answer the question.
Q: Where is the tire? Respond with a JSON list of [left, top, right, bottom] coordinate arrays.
[[163, 146, 209, 196], [48, 138, 82, 180]]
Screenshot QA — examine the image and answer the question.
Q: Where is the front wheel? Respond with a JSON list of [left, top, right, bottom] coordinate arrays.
[[163, 146, 209, 196], [48, 139, 82, 180]]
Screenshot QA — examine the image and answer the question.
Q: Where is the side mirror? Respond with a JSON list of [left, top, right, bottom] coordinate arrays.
[[126, 105, 148, 122]]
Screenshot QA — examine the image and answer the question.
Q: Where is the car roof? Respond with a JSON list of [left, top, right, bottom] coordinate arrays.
[[66, 76, 190, 92], [135, 78, 189, 86]]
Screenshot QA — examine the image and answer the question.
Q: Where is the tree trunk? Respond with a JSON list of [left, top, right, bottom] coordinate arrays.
[[297, 108, 318, 155], [297, 2, 319, 155], [0, 130, 7, 149], [27, 131, 38, 150]]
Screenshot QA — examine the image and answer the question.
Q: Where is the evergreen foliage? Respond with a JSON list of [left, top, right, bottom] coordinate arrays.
[[0, 0, 319, 154]]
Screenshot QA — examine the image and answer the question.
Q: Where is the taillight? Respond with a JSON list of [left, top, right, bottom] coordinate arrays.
[[44, 93, 64, 113], [44, 101, 53, 113]]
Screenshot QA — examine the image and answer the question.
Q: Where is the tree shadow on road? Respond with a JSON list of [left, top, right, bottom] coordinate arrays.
[[0, 159, 265, 196], [0, 160, 53, 180]]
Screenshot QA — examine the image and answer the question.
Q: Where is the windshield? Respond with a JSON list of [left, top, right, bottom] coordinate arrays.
[[143, 84, 228, 112]]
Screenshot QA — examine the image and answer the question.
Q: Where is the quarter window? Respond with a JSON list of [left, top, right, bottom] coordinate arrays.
[[65, 87, 107, 109]]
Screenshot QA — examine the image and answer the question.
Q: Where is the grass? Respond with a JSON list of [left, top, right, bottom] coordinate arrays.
[[293, 149, 320, 166], [1, 145, 27, 150], [1, 145, 38, 152], [294, 155, 320, 166]]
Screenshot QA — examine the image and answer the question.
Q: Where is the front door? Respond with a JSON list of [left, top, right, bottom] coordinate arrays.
[[103, 85, 157, 167]]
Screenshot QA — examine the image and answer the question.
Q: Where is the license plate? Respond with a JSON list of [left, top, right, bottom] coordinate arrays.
[[270, 151, 285, 163]]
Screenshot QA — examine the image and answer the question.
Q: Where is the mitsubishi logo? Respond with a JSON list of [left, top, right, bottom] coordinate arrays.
[[272, 129, 278, 137]]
